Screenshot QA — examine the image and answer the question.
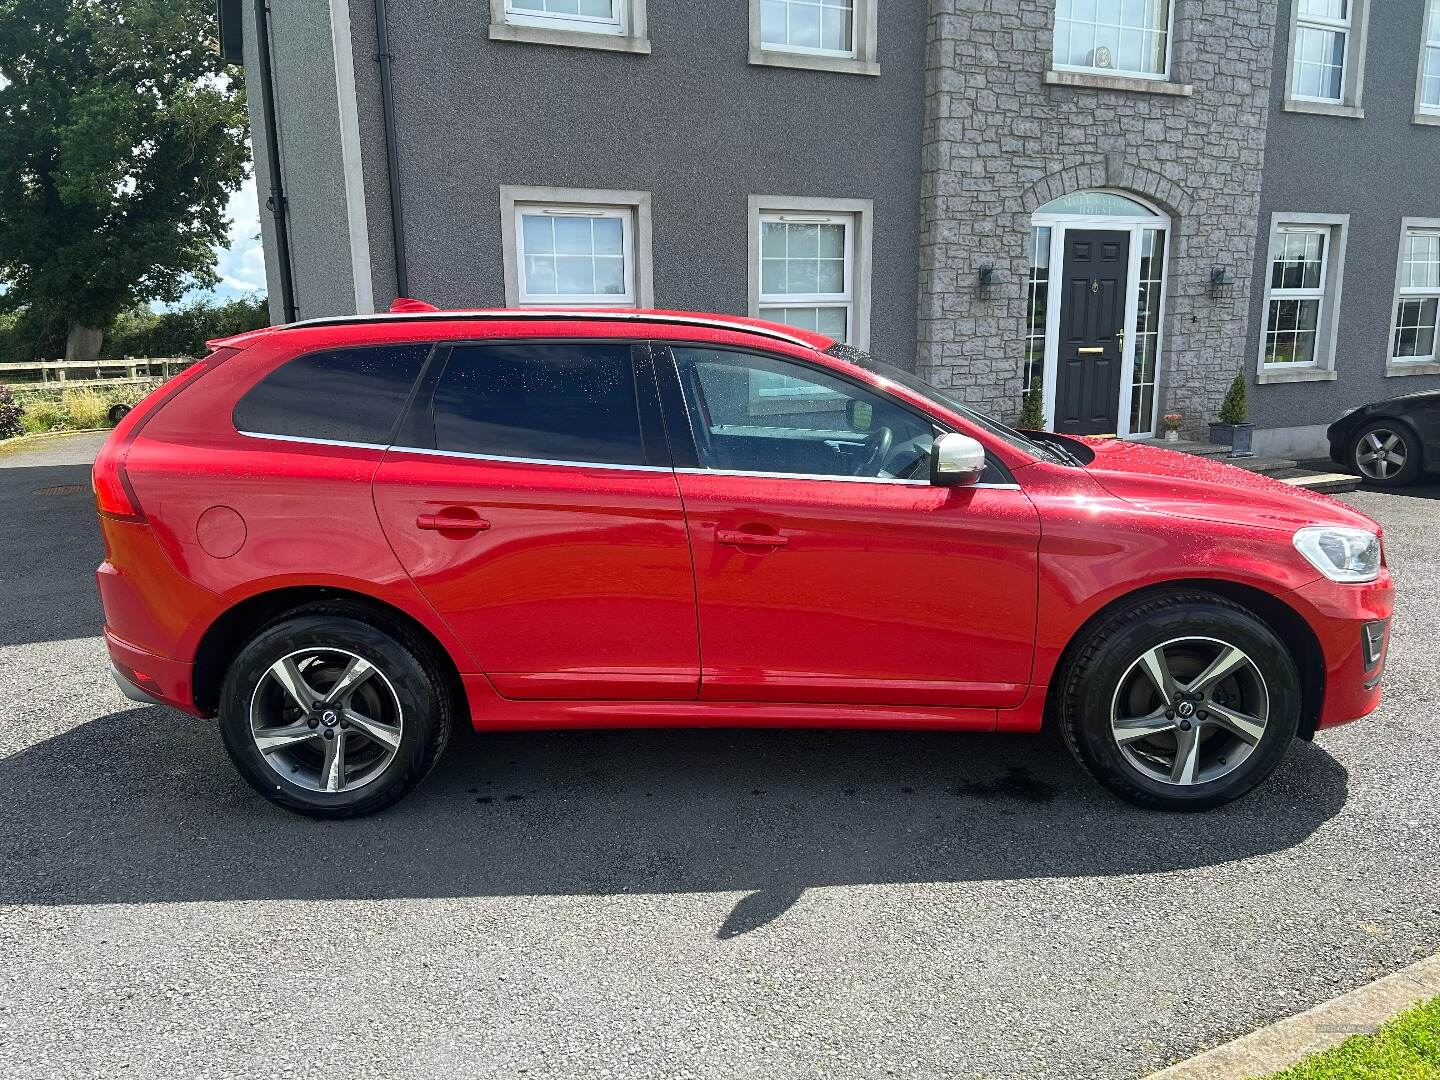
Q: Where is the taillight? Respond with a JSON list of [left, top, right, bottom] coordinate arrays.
[[91, 348, 238, 521]]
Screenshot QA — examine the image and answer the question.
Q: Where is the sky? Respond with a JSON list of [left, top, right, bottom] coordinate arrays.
[[179, 171, 267, 307]]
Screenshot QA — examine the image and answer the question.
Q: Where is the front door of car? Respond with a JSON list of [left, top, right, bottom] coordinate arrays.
[[373, 340, 699, 700], [656, 345, 1041, 708]]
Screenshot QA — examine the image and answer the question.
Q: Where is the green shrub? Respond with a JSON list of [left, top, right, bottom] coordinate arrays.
[[21, 402, 65, 434], [59, 388, 111, 428], [1017, 384, 1045, 429], [0, 384, 23, 439], [1218, 373, 1249, 425], [105, 296, 269, 358]]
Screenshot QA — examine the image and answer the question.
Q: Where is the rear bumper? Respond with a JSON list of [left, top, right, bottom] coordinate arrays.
[[1291, 572, 1395, 731], [105, 628, 203, 716]]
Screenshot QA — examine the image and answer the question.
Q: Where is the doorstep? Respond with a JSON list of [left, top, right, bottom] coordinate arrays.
[[1159, 439, 1360, 494]]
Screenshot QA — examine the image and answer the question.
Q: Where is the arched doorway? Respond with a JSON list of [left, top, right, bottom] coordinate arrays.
[[1027, 190, 1170, 438]]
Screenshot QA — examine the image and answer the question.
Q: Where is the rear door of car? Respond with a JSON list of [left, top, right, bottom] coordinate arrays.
[[372, 337, 700, 700]]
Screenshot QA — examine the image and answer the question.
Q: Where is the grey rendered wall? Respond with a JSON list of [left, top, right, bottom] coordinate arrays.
[[243, 1, 358, 323], [917, 0, 1277, 428], [1247, 0, 1440, 435], [344, 0, 927, 363]]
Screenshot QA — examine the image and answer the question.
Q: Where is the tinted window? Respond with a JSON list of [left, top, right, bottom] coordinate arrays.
[[672, 347, 935, 480], [431, 343, 645, 466], [233, 345, 430, 444]]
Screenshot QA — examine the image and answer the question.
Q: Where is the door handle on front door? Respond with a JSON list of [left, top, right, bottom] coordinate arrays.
[[416, 509, 491, 534], [715, 528, 788, 549]]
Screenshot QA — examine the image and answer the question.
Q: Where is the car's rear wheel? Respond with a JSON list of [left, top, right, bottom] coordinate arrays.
[[1350, 420, 1421, 487], [219, 610, 452, 818], [1057, 592, 1301, 811]]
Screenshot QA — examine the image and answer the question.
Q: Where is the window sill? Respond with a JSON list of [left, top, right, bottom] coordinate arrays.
[[1282, 98, 1364, 119], [1043, 69, 1192, 96], [489, 22, 651, 54], [1258, 367, 1338, 385], [749, 47, 879, 76], [1414, 111, 1440, 127], [1386, 360, 1440, 377]]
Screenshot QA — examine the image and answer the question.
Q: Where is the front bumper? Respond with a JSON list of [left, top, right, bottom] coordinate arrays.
[[1290, 571, 1394, 731]]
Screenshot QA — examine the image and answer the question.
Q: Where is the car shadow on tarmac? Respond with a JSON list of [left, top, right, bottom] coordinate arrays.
[[0, 707, 1348, 936]]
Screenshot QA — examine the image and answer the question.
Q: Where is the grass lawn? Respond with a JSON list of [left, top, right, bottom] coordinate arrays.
[[1258, 995, 1440, 1079]]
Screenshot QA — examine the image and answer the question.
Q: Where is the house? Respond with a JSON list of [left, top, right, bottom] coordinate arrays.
[[221, 0, 1440, 458]]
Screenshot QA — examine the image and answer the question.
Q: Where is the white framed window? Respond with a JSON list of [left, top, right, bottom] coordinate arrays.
[[1285, 0, 1369, 116], [1416, 0, 1440, 122], [1389, 223, 1440, 373], [748, 0, 878, 75], [490, 0, 649, 53], [1051, 0, 1173, 80], [749, 196, 873, 350], [500, 186, 654, 309], [1256, 214, 1348, 385]]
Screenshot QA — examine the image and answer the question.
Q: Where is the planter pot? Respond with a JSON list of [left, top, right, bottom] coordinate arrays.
[[1210, 421, 1255, 456], [1163, 430, 1180, 442], [1227, 422, 1255, 458]]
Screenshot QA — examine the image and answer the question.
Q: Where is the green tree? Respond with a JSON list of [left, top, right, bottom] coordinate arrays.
[[1017, 383, 1045, 429], [0, 0, 249, 358], [105, 295, 268, 357], [1217, 373, 1249, 425]]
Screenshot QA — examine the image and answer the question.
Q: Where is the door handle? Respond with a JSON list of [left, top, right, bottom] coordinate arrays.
[[416, 510, 491, 533], [715, 528, 788, 548]]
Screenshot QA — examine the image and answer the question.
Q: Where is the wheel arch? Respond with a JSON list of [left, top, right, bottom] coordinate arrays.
[[191, 585, 468, 725], [1045, 579, 1326, 740]]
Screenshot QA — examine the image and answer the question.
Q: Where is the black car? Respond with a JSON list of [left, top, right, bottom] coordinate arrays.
[[1328, 390, 1440, 487]]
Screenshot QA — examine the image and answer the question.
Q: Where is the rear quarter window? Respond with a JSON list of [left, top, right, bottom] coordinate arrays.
[[233, 344, 431, 445]]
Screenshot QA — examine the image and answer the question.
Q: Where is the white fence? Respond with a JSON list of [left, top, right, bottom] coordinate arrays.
[[0, 357, 196, 385]]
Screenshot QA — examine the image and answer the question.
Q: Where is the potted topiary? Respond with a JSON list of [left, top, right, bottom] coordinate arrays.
[[1016, 383, 1045, 430], [1209, 374, 1254, 457], [1161, 412, 1183, 441]]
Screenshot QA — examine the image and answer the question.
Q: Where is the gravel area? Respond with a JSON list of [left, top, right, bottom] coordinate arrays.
[[0, 431, 1436, 1079]]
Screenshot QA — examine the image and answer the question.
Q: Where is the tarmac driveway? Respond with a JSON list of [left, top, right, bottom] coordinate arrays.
[[0, 431, 1436, 1079]]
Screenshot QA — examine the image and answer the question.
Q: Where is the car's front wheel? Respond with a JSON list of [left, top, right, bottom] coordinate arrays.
[[219, 608, 453, 818], [1350, 420, 1421, 487], [1057, 592, 1301, 811]]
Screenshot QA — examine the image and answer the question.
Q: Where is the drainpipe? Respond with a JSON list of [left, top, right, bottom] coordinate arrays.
[[372, 0, 410, 298], [253, 0, 298, 322]]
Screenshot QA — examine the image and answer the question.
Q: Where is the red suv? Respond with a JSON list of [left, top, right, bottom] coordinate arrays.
[[93, 308, 1393, 817]]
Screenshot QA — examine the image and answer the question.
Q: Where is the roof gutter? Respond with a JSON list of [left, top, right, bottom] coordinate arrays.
[[372, 0, 410, 298]]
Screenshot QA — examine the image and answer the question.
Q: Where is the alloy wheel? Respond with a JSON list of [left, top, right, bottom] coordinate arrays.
[[1355, 429, 1407, 481], [249, 647, 404, 793], [1109, 636, 1270, 787]]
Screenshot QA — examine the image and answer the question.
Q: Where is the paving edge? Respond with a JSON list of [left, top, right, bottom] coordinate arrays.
[[0, 428, 108, 454], [1145, 953, 1440, 1079]]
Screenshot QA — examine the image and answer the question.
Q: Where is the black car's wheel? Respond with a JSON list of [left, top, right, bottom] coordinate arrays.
[[1350, 420, 1421, 487], [219, 608, 453, 818], [1056, 592, 1300, 811]]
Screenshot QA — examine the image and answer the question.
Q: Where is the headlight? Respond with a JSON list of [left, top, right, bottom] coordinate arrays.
[[1293, 527, 1382, 583], [1334, 405, 1363, 424]]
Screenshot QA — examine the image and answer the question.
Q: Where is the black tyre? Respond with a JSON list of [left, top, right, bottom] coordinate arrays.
[[1350, 420, 1421, 487], [106, 402, 132, 425], [1056, 592, 1301, 811], [219, 608, 453, 818]]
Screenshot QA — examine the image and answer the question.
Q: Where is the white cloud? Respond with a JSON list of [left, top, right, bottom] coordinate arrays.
[[161, 173, 267, 310]]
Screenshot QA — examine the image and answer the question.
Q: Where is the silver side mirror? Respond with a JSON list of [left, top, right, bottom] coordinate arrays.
[[930, 432, 986, 487]]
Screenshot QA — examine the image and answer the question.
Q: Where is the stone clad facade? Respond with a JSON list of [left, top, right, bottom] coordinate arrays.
[[918, 0, 1279, 431]]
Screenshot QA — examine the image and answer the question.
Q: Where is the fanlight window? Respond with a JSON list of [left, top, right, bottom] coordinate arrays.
[[1034, 192, 1164, 219]]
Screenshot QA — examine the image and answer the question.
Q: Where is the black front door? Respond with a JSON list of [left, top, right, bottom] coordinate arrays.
[[1055, 230, 1129, 436]]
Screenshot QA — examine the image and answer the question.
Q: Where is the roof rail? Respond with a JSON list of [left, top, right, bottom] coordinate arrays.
[[272, 308, 821, 349]]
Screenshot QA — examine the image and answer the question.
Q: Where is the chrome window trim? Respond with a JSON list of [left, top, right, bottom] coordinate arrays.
[[236, 431, 1025, 489], [387, 444, 672, 472], [237, 430, 392, 452], [273, 309, 818, 350]]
